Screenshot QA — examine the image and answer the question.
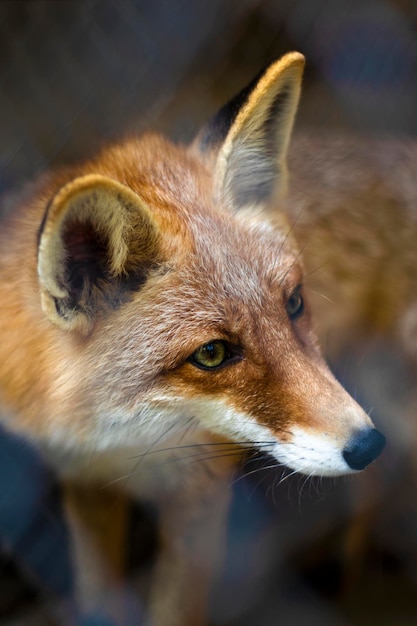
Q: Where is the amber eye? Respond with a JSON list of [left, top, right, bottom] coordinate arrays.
[[286, 285, 304, 320], [191, 340, 230, 370]]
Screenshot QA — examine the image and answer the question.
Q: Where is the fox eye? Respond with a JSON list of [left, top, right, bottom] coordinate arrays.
[[286, 285, 304, 320], [190, 340, 236, 370]]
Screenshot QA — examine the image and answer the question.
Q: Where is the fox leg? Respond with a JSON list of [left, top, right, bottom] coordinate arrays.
[[63, 482, 136, 625], [146, 463, 236, 626]]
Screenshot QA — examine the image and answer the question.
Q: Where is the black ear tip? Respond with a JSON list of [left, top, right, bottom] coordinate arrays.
[[198, 56, 302, 153], [199, 67, 265, 153]]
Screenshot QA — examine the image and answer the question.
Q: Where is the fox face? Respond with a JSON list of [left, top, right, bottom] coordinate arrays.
[[0, 53, 384, 480]]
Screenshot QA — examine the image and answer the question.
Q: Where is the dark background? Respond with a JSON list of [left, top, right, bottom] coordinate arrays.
[[0, 1, 417, 625]]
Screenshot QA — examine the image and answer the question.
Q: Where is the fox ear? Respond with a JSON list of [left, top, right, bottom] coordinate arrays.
[[197, 51, 305, 210], [38, 174, 160, 334]]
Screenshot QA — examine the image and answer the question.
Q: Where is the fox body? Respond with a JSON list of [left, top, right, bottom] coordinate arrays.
[[287, 133, 417, 364], [0, 53, 385, 625]]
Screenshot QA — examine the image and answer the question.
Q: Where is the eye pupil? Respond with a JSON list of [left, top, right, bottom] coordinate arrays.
[[286, 286, 304, 320], [191, 340, 228, 370], [202, 343, 219, 363]]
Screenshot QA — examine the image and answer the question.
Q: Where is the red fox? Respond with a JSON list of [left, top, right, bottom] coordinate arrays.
[[0, 52, 385, 625]]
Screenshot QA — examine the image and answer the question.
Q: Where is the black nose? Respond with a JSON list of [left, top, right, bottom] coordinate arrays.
[[343, 428, 386, 471]]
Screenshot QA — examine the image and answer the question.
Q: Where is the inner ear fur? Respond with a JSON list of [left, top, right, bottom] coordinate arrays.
[[197, 51, 305, 210], [38, 174, 160, 334]]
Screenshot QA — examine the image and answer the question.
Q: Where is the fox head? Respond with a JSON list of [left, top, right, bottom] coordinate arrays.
[[32, 52, 384, 475]]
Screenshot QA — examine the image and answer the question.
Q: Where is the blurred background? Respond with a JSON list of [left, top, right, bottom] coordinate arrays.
[[0, 1, 417, 625]]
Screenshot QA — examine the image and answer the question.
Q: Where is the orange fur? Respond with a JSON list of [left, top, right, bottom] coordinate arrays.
[[0, 53, 385, 625]]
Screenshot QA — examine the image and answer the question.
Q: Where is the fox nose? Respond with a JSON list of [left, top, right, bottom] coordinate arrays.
[[343, 428, 386, 471]]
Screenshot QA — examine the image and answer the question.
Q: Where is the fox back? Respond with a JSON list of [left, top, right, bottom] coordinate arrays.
[[287, 132, 417, 363]]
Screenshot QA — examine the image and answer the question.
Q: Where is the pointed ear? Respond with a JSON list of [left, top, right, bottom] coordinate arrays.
[[38, 174, 160, 334], [196, 51, 305, 210]]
